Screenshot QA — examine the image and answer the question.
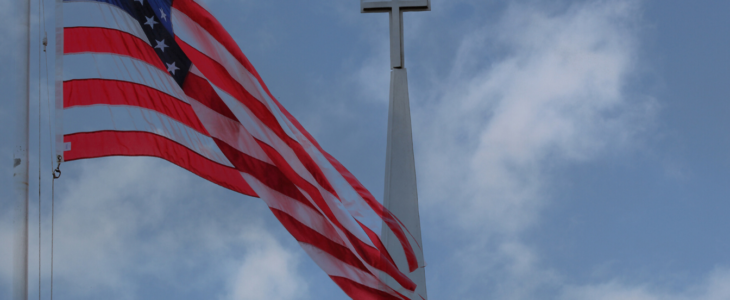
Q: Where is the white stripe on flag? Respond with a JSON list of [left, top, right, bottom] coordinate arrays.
[[64, 105, 234, 167], [294, 184, 378, 252], [195, 74, 323, 194], [187, 97, 273, 165], [241, 173, 346, 246], [299, 242, 403, 296], [284, 114, 386, 235], [64, 53, 188, 103], [171, 9, 264, 103], [63, 1, 151, 45]]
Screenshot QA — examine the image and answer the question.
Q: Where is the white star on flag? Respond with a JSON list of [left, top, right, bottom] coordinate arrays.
[[159, 8, 167, 21], [166, 61, 179, 75], [144, 16, 157, 29], [154, 39, 168, 52]]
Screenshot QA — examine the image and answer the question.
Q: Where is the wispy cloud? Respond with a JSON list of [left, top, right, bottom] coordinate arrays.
[[404, 0, 656, 298], [223, 231, 307, 300], [418, 0, 650, 233], [560, 269, 730, 300]]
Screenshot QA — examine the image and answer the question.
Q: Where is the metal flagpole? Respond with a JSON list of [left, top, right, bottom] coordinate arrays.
[[14, 0, 32, 298]]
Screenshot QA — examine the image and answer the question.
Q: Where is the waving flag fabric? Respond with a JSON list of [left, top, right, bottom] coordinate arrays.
[[58, 0, 425, 299]]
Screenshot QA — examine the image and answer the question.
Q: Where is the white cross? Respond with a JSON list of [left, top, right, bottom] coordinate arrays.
[[361, 0, 430, 69]]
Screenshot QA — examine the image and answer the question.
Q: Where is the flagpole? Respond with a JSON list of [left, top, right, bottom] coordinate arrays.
[[13, 0, 32, 298]]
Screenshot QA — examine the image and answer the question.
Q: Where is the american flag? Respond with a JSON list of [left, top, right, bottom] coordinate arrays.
[[58, 0, 425, 298]]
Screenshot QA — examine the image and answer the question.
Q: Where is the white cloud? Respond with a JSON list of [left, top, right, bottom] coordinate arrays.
[[51, 158, 195, 297], [417, 0, 651, 234], [403, 0, 655, 298], [224, 232, 307, 300], [562, 282, 664, 300], [560, 269, 730, 300], [354, 46, 390, 104]]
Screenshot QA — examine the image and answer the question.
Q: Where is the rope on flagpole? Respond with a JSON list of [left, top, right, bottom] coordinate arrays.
[[36, 0, 60, 297], [41, 8, 59, 300], [40, 0, 61, 298]]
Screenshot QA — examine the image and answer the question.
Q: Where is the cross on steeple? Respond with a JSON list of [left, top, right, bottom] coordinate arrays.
[[361, 0, 430, 69]]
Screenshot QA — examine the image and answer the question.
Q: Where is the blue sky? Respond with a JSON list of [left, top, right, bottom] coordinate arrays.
[[1, 0, 729, 299]]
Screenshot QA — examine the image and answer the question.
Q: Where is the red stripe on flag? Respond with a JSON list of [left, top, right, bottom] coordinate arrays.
[[284, 138, 339, 202], [64, 79, 209, 136], [341, 228, 417, 292], [172, 0, 260, 82], [176, 39, 289, 145], [182, 73, 240, 123], [356, 219, 396, 268], [177, 39, 338, 197], [64, 131, 256, 196], [64, 27, 166, 72], [270, 209, 370, 273], [330, 276, 406, 300], [327, 151, 420, 272], [212, 138, 318, 212]]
